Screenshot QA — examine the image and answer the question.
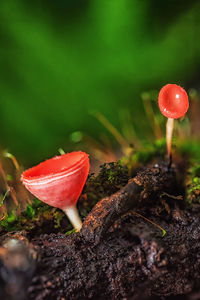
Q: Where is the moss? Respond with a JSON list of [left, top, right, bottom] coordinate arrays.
[[54, 211, 64, 229], [79, 161, 129, 217], [121, 139, 166, 173], [0, 198, 67, 233], [23, 204, 36, 219], [65, 228, 76, 235], [177, 140, 200, 161], [185, 163, 200, 204]]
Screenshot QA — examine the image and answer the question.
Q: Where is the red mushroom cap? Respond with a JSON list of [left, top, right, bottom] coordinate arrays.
[[158, 84, 189, 119], [21, 151, 89, 209]]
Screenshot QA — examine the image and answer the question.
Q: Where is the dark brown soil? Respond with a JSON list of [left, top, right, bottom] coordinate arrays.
[[1, 162, 200, 300]]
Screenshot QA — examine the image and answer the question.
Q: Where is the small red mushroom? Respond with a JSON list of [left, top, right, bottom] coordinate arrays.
[[21, 151, 89, 231], [158, 84, 189, 164]]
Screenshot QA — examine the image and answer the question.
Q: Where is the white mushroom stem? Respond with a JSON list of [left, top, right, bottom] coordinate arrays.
[[166, 117, 174, 160], [62, 205, 83, 232]]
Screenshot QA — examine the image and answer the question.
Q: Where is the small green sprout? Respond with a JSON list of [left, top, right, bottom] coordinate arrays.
[[58, 148, 65, 155]]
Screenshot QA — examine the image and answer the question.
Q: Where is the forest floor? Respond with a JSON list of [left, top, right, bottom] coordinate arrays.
[[1, 146, 200, 300]]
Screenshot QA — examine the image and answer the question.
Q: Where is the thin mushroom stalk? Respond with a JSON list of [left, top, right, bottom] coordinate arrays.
[[63, 206, 82, 231], [21, 151, 89, 232], [166, 117, 174, 166]]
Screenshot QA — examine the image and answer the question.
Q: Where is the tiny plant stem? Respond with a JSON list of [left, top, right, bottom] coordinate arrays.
[[58, 148, 65, 155], [119, 108, 141, 147], [0, 163, 18, 207], [94, 112, 130, 154], [0, 210, 6, 222], [166, 118, 174, 161], [9, 187, 19, 207], [143, 97, 162, 139], [84, 134, 117, 162], [63, 205, 83, 232], [0, 163, 9, 190], [0, 189, 10, 206], [3, 152, 19, 170], [133, 212, 166, 237]]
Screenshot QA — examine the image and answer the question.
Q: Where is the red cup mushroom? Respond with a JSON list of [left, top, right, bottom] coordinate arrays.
[[21, 151, 89, 231], [158, 84, 189, 164]]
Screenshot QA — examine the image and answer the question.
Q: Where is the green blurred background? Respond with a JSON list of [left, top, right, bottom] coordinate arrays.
[[0, 0, 200, 166]]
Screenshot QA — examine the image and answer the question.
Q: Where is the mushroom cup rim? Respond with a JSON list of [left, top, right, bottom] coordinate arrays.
[[21, 151, 89, 183]]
